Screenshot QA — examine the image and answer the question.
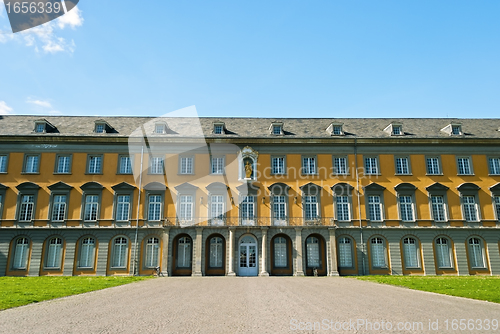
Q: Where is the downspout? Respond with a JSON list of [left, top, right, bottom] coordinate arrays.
[[132, 143, 145, 276], [354, 138, 366, 275]]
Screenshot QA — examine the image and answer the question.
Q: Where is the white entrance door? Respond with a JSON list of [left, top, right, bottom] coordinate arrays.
[[239, 235, 258, 276]]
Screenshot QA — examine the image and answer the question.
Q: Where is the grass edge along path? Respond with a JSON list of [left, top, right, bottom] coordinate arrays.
[[356, 276, 500, 304], [0, 276, 152, 310]]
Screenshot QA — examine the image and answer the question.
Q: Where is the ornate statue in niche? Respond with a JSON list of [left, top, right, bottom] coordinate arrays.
[[245, 160, 253, 179]]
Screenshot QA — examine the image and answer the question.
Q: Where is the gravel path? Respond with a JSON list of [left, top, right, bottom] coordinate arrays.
[[1, 277, 499, 333]]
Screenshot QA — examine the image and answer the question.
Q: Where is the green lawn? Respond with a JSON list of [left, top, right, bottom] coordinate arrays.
[[356, 276, 500, 303], [0, 276, 151, 310]]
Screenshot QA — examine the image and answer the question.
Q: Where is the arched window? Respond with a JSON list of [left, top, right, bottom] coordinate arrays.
[[403, 237, 419, 268], [435, 237, 452, 268], [338, 237, 353, 268], [468, 237, 485, 268], [12, 237, 29, 270], [145, 237, 160, 268], [306, 236, 320, 268], [79, 237, 96, 268], [46, 237, 63, 268], [370, 237, 386, 268], [177, 237, 191, 268], [274, 237, 287, 268], [112, 237, 128, 268], [209, 237, 223, 268]]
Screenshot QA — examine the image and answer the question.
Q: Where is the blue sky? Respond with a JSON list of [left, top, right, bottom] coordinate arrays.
[[0, 0, 499, 118]]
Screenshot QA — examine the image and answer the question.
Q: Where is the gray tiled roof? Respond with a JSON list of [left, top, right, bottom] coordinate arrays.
[[0, 115, 499, 139]]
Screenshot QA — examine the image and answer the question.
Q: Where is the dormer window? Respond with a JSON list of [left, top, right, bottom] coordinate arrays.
[[327, 123, 344, 136], [441, 123, 462, 136], [270, 122, 283, 135], [35, 123, 45, 133], [392, 125, 402, 135], [383, 123, 403, 136], [95, 124, 105, 133], [155, 123, 167, 134], [213, 122, 226, 135], [451, 125, 461, 135], [33, 119, 56, 134]]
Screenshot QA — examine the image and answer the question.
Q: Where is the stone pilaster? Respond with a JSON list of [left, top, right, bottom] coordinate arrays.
[[192, 227, 203, 276], [227, 227, 236, 276], [328, 227, 339, 276], [161, 227, 170, 276], [294, 227, 304, 276], [259, 227, 269, 276]]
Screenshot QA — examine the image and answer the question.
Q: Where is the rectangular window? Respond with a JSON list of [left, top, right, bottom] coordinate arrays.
[[426, 157, 440, 175], [46, 238, 62, 268], [338, 238, 352, 267], [371, 238, 386, 268], [272, 157, 285, 174], [332, 126, 342, 135], [488, 158, 500, 175], [272, 125, 282, 135], [19, 195, 35, 221], [273, 196, 286, 220], [211, 157, 224, 174], [302, 157, 316, 175], [119, 156, 132, 174], [84, 195, 99, 221], [431, 195, 446, 221], [463, 196, 478, 221], [210, 195, 225, 220], [495, 196, 500, 221], [451, 125, 461, 135], [304, 196, 318, 220], [148, 195, 162, 221], [336, 196, 350, 221], [457, 157, 472, 175], [392, 126, 401, 135], [333, 157, 347, 175], [395, 157, 410, 174], [88, 155, 102, 174], [150, 156, 164, 174], [116, 195, 130, 221], [35, 123, 45, 133], [180, 157, 193, 174], [368, 196, 382, 221], [0, 155, 7, 173], [56, 155, 71, 174], [155, 124, 165, 134], [95, 124, 105, 133], [364, 157, 378, 174], [399, 196, 414, 221], [24, 155, 39, 173], [51, 195, 66, 222], [241, 196, 255, 220], [214, 125, 223, 134], [179, 195, 193, 221], [403, 238, 419, 268]]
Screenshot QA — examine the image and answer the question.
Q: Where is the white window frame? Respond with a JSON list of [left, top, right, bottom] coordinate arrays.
[[51, 194, 67, 222], [178, 195, 194, 221], [364, 156, 379, 175], [367, 195, 383, 222], [54, 155, 72, 174], [272, 125, 282, 135], [87, 155, 103, 174], [338, 237, 353, 268], [95, 123, 106, 133], [271, 156, 286, 175], [12, 237, 30, 270], [154, 123, 166, 134], [430, 195, 447, 222], [302, 156, 317, 175], [45, 237, 63, 269], [0, 154, 8, 173], [115, 195, 131, 221], [148, 195, 163, 221], [111, 237, 128, 268], [19, 195, 35, 222], [495, 195, 500, 221], [395, 156, 411, 175], [398, 195, 415, 222], [370, 237, 387, 268], [468, 237, 486, 269], [179, 156, 194, 175], [435, 237, 453, 268], [456, 156, 473, 175], [304, 195, 319, 220], [273, 236, 287, 268], [118, 155, 132, 174], [78, 237, 96, 269], [144, 237, 160, 268], [488, 157, 500, 175], [149, 156, 164, 174], [23, 154, 40, 174], [333, 156, 348, 175], [426, 156, 442, 175], [211, 156, 225, 175], [213, 124, 224, 135], [209, 236, 224, 268], [84, 195, 99, 222], [462, 195, 479, 222], [402, 237, 420, 269], [240, 196, 255, 222], [335, 195, 350, 222]]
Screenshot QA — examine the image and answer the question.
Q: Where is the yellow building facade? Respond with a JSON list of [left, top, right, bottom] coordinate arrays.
[[1, 116, 499, 277]]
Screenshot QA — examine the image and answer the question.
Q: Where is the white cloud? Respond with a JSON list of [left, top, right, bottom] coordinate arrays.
[[0, 100, 13, 115], [27, 98, 52, 108], [0, 4, 83, 54], [57, 6, 83, 29]]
